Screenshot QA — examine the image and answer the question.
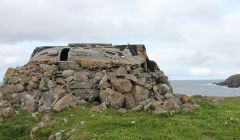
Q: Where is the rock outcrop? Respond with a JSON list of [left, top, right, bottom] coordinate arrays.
[[216, 74, 240, 88], [0, 43, 195, 114]]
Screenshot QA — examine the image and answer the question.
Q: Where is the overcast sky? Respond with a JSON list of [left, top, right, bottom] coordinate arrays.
[[0, 0, 240, 80]]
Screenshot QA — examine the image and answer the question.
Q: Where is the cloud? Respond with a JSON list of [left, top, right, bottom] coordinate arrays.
[[0, 0, 240, 80], [190, 68, 212, 76]]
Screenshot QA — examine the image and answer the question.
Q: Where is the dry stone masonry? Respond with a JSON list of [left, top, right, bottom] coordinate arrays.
[[0, 43, 196, 115]]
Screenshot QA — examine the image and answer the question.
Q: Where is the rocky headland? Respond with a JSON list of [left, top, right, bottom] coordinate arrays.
[[216, 74, 240, 88]]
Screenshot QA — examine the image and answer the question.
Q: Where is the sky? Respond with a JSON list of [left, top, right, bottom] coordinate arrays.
[[0, 0, 240, 80]]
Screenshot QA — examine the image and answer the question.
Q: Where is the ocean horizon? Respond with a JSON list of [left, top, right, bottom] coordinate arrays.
[[170, 79, 240, 97]]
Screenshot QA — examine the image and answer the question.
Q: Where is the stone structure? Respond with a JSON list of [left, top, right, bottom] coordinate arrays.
[[0, 43, 195, 114]]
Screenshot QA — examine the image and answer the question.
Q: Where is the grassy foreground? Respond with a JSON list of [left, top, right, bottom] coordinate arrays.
[[0, 97, 240, 140]]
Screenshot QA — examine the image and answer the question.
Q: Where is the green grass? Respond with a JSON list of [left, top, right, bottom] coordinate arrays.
[[1, 97, 240, 140]]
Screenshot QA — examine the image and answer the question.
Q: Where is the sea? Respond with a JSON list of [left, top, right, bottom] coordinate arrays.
[[171, 80, 240, 97], [1, 80, 240, 97]]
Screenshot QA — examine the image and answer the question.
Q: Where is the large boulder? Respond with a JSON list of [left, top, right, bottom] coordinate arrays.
[[39, 77, 54, 91], [123, 93, 135, 109], [38, 92, 54, 112], [132, 85, 149, 105], [99, 88, 124, 109], [111, 79, 132, 93], [53, 95, 80, 112], [22, 94, 37, 112]]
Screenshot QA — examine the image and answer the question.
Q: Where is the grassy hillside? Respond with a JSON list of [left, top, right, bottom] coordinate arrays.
[[0, 97, 240, 140]]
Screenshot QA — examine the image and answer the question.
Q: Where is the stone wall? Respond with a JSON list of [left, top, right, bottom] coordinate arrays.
[[0, 43, 196, 115]]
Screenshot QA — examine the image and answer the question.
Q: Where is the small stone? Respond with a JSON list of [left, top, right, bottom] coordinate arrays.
[[98, 75, 107, 87], [38, 92, 54, 113], [132, 67, 143, 75], [115, 67, 127, 77], [102, 70, 107, 74], [31, 112, 39, 118], [98, 102, 107, 110], [91, 106, 102, 113], [53, 95, 80, 112], [153, 85, 158, 92], [2, 107, 16, 118], [131, 104, 143, 112], [98, 75, 111, 90], [0, 85, 15, 94], [12, 93, 24, 106], [65, 76, 74, 82], [164, 93, 173, 99], [135, 78, 146, 86], [91, 72, 103, 84], [118, 108, 127, 113], [48, 134, 55, 140], [77, 99, 87, 106], [63, 118, 68, 123], [73, 72, 89, 82], [30, 126, 40, 140], [153, 108, 167, 115], [80, 121, 86, 125], [163, 100, 180, 111], [14, 84, 25, 93], [23, 94, 37, 112], [70, 82, 93, 89], [40, 64, 57, 77], [30, 76, 39, 82], [0, 101, 11, 109], [4, 68, 15, 77], [28, 81, 39, 89], [55, 131, 62, 140], [56, 77, 65, 85], [144, 100, 153, 111], [151, 100, 163, 110], [158, 84, 171, 95], [62, 70, 75, 78], [39, 77, 51, 91], [50, 87, 66, 94], [182, 103, 198, 112], [181, 95, 190, 104], [126, 65, 131, 73], [125, 74, 138, 83], [124, 93, 135, 109]]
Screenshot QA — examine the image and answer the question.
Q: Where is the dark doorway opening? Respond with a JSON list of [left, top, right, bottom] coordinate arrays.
[[60, 48, 70, 61]]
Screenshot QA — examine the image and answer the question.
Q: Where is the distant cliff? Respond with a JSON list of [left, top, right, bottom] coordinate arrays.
[[216, 74, 240, 88]]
